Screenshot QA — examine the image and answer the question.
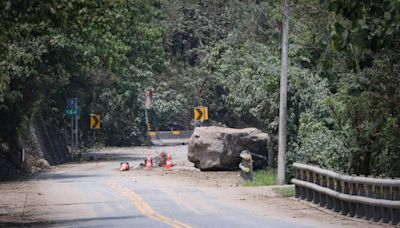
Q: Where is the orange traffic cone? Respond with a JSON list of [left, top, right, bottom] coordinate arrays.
[[146, 155, 152, 170], [120, 162, 129, 171], [165, 153, 172, 170]]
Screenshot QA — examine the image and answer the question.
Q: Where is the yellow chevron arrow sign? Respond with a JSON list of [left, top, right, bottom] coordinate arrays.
[[194, 106, 208, 122], [90, 114, 101, 129]]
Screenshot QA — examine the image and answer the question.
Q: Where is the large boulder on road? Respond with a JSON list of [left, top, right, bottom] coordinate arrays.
[[188, 126, 269, 171]]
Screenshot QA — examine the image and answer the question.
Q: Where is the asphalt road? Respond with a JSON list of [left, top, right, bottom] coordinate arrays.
[[2, 145, 380, 228], [0, 145, 310, 228]]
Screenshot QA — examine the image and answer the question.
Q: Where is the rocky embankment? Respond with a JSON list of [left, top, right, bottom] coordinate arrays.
[[0, 115, 71, 180]]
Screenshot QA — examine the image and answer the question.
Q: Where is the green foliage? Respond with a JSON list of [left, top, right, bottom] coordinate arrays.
[[294, 112, 349, 170], [310, 0, 400, 176], [321, 0, 400, 65], [164, 0, 365, 178], [242, 169, 276, 187], [1, 0, 399, 179], [0, 0, 167, 149], [331, 51, 400, 176], [209, 41, 280, 128]]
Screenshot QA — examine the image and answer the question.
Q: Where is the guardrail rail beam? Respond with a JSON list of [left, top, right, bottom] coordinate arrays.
[[292, 163, 400, 225]]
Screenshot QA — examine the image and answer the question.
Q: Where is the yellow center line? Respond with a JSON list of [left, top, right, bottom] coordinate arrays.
[[107, 180, 192, 228], [128, 189, 191, 228]]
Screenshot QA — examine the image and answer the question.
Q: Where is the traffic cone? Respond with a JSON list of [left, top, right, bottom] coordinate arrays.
[[146, 155, 152, 170], [120, 162, 129, 171], [165, 153, 172, 170]]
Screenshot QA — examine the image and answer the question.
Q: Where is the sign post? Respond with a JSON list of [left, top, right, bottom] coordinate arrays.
[[90, 114, 101, 143], [144, 89, 153, 145], [144, 89, 153, 130], [66, 98, 79, 153]]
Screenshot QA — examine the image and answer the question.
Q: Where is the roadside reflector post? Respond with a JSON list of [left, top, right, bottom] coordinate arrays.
[[20, 149, 25, 171], [239, 150, 253, 181]]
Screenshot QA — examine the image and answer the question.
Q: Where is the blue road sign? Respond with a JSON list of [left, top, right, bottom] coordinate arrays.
[[67, 98, 78, 108]]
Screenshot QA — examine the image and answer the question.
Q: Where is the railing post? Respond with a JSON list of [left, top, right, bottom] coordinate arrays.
[[382, 186, 392, 223], [313, 173, 321, 205], [393, 186, 400, 225], [306, 170, 314, 202], [349, 182, 357, 217], [326, 177, 335, 210], [334, 178, 342, 212], [355, 183, 366, 219], [341, 181, 350, 216], [365, 184, 374, 221], [373, 185, 383, 222], [300, 170, 307, 200], [320, 175, 327, 207], [295, 168, 302, 198]]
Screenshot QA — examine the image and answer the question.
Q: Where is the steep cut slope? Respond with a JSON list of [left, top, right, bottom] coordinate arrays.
[[0, 115, 71, 180]]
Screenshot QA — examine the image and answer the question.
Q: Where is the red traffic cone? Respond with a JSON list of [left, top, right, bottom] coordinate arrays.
[[146, 155, 152, 170], [165, 153, 172, 170], [120, 162, 129, 171]]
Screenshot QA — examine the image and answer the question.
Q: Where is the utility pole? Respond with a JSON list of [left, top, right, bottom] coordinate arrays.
[[277, 0, 290, 185]]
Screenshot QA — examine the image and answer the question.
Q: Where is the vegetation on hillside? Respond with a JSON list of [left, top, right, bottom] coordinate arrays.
[[1, 0, 399, 178]]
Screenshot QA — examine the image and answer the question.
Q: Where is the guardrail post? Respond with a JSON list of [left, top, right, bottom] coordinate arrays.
[[306, 170, 314, 202], [301, 170, 307, 200], [355, 183, 366, 219], [373, 186, 383, 222], [320, 175, 327, 207], [365, 184, 374, 221], [349, 182, 357, 217], [313, 173, 321, 205], [295, 168, 302, 198], [341, 181, 350, 215], [334, 179, 342, 212], [393, 186, 400, 225], [326, 177, 335, 210], [382, 186, 392, 223]]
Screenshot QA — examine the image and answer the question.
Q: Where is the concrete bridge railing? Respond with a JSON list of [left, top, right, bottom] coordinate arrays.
[[291, 162, 400, 225]]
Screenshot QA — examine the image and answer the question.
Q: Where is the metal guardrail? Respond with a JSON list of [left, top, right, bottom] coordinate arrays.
[[292, 163, 400, 225]]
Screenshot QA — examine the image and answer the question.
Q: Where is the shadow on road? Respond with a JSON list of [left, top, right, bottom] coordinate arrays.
[[81, 153, 147, 163], [0, 215, 146, 227], [34, 173, 103, 181]]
